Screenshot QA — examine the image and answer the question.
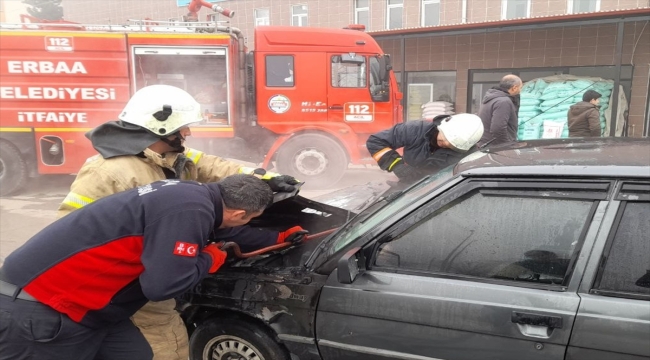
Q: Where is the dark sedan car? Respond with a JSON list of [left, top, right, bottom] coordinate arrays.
[[181, 138, 650, 360]]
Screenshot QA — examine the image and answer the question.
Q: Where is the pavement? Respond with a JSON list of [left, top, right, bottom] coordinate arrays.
[[0, 169, 394, 265]]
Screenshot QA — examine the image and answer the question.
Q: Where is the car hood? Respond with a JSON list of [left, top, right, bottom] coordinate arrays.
[[220, 181, 391, 270]]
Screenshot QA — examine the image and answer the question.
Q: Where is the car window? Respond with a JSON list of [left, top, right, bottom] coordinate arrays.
[[327, 166, 456, 256], [375, 190, 594, 286], [595, 202, 650, 298]]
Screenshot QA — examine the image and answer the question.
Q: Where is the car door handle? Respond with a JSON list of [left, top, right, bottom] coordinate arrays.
[[511, 311, 563, 329], [329, 105, 343, 110]]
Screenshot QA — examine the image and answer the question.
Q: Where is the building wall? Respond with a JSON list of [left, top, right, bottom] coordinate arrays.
[[1, 0, 30, 23], [58, 1, 650, 48], [377, 19, 650, 137], [625, 21, 650, 136]]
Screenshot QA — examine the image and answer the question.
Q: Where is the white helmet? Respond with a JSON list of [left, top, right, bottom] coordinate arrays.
[[118, 85, 203, 137], [437, 113, 484, 152]]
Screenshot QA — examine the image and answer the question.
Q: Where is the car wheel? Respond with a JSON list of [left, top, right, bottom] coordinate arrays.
[[189, 319, 289, 360], [0, 141, 28, 197], [276, 133, 348, 190]]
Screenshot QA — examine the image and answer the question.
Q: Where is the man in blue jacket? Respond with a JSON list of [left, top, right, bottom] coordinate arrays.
[[0, 174, 307, 360], [366, 113, 484, 183]]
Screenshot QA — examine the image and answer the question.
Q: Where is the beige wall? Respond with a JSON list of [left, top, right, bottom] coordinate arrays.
[[1, 0, 28, 23], [55, 1, 650, 48]]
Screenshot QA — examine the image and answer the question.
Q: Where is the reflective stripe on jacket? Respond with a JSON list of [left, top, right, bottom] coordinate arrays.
[[366, 119, 470, 173], [57, 148, 242, 218]]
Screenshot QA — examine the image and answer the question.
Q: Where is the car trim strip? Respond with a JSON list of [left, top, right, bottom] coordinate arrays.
[[318, 339, 446, 360], [277, 334, 315, 344]]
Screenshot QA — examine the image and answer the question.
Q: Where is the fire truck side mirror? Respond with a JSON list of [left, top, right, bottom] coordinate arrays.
[[375, 56, 386, 82], [378, 55, 391, 82], [371, 55, 390, 103], [384, 55, 392, 72]]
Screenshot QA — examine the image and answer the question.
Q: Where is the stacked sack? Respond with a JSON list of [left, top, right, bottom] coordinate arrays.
[[421, 101, 455, 120], [517, 77, 614, 140], [537, 81, 578, 138], [517, 79, 546, 140]]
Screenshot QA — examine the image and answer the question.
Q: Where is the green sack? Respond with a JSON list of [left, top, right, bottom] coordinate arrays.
[[571, 80, 595, 89], [520, 98, 541, 106], [520, 122, 542, 140]]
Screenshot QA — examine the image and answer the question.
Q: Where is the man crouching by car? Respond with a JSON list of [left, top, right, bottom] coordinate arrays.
[[0, 174, 307, 360]]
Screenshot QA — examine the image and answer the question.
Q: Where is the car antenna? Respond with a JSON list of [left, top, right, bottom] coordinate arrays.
[[478, 138, 497, 153]]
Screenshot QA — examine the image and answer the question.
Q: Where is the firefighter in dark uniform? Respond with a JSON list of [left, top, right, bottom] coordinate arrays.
[[366, 113, 485, 183], [0, 175, 307, 360]]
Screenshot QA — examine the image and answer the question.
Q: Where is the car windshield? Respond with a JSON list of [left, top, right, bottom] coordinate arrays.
[[326, 166, 456, 256]]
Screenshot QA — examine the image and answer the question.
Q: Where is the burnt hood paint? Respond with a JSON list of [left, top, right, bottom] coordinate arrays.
[[182, 193, 362, 358], [226, 193, 357, 269], [181, 183, 394, 358], [220, 181, 391, 269]]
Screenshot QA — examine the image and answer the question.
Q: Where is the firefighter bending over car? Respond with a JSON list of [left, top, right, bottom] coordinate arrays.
[[54, 84, 302, 360], [367, 114, 484, 184], [0, 175, 307, 360]]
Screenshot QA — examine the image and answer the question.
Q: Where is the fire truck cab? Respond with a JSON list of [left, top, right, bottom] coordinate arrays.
[[0, 18, 402, 195]]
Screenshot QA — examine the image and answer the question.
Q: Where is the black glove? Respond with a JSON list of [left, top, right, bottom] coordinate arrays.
[[391, 161, 423, 182], [266, 175, 300, 192]]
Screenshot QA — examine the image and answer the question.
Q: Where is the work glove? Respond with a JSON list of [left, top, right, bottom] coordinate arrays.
[[266, 175, 300, 192], [202, 243, 227, 273], [239, 167, 300, 192], [277, 226, 309, 244], [391, 160, 423, 183]]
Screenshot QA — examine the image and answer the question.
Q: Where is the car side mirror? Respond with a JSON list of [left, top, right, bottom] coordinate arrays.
[[337, 247, 365, 284]]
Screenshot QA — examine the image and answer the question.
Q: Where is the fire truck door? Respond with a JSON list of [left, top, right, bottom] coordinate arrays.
[[327, 53, 393, 135]]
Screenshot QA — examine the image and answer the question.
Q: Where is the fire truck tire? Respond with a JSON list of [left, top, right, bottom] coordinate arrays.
[[0, 141, 28, 197], [275, 134, 347, 189]]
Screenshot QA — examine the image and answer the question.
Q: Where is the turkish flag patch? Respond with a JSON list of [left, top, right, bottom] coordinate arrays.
[[173, 241, 198, 257]]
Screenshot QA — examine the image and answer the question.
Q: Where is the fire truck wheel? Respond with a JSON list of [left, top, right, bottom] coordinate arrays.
[[276, 134, 347, 189], [0, 141, 28, 197], [189, 318, 289, 360]]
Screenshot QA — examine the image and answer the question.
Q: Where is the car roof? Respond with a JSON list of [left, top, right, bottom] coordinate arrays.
[[455, 138, 650, 178]]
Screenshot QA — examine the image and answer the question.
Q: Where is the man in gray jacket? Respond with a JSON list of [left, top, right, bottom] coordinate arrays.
[[477, 74, 522, 147]]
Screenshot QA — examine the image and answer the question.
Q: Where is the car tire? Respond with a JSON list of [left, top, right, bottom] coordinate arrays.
[[275, 133, 347, 190], [189, 318, 289, 360], [0, 141, 28, 197]]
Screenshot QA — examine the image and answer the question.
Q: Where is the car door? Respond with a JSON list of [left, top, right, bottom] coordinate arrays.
[[316, 177, 612, 360], [567, 181, 650, 360]]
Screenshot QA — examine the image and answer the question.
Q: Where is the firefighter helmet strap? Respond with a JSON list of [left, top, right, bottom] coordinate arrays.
[[160, 131, 185, 153]]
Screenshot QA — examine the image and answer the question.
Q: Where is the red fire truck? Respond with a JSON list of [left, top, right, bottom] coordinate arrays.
[[0, 2, 402, 196]]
